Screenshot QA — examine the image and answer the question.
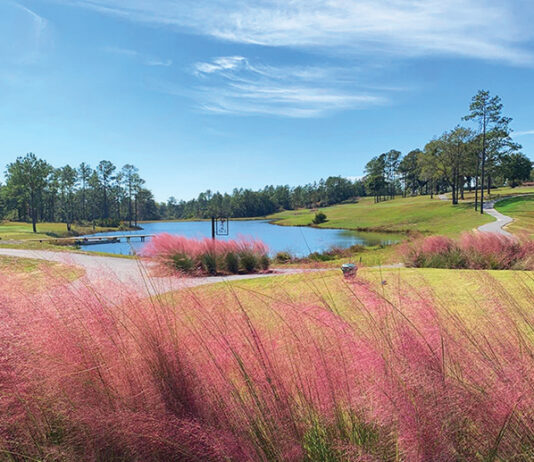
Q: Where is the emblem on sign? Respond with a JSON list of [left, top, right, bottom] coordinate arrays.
[[216, 218, 229, 236]]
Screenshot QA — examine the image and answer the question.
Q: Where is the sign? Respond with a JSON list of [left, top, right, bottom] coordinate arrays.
[[215, 217, 229, 236]]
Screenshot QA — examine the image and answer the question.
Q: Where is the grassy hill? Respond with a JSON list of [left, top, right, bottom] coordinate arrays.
[[200, 266, 534, 321], [269, 195, 493, 235]]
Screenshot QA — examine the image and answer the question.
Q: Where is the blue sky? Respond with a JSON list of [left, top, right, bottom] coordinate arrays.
[[1, 0, 534, 201]]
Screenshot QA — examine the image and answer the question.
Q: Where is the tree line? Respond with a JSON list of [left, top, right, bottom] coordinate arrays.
[[1, 91, 531, 231], [161, 176, 365, 219], [363, 90, 532, 210], [0, 155, 158, 232]]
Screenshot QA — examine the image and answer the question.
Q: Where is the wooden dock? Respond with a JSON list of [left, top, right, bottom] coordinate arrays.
[[74, 234, 154, 245], [30, 234, 154, 245]]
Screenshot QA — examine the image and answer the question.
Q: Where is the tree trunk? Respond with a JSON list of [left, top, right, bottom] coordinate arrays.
[[475, 155, 480, 211], [480, 119, 487, 214]]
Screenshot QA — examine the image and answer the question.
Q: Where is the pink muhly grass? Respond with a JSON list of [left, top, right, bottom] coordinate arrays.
[[140, 233, 269, 275], [2, 266, 534, 460], [401, 231, 534, 270]]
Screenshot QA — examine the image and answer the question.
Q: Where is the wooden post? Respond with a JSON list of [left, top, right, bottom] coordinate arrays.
[[211, 217, 216, 240]]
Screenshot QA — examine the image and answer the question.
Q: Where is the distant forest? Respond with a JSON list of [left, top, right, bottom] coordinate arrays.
[[0, 155, 157, 231], [0, 153, 366, 227], [1, 145, 530, 229]]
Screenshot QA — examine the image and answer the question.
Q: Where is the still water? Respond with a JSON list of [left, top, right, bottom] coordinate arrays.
[[80, 220, 399, 256]]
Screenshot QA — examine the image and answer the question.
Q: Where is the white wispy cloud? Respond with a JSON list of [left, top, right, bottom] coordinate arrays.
[[194, 56, 246, 75], [16, 3, 48, 38], [103, 46, 172, 66], [146, 58, 172, 67], [2, 2, 51, 65], [513, 130, 534, 137], [187, 56, 387, 117], [52, 0, 533, 65]]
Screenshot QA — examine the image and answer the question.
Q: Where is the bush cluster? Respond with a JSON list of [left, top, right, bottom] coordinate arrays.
[[401, 232, 534, 270], [274, 245, 366, 264], [312, 211, 328, 225], [141, 233, 270, 275]]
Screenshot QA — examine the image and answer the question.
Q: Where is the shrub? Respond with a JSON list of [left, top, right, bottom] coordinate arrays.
[[224, 252, 240, 274], [200, 253, 218, 275], [171, 252, 195, 273], [309, 251, 335, 262], [275, 251, 293, 263], [240, 253, 258, 272], [96, 217, 121, 228], [259, 255, 270, 271], [312, 211, 327, 225], [401, 232, 534, 270]]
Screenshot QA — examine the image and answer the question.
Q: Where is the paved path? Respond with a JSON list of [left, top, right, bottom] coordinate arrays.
[[439, 191, 514, 236], [477, 200, 514, 236], [0, 248, 330, 296]]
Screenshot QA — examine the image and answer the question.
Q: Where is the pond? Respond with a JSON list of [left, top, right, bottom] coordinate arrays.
[[79, 220, 401, 256]]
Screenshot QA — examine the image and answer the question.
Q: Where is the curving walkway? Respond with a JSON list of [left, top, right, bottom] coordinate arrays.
[[0, 248, 329, 296], [478, 200, 513, 236], [439, 191, 514, 236]]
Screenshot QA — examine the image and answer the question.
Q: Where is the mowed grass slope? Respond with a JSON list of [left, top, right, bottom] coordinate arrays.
[[198, 266, 534, 323], [0, 255, 84, 291], [495, 195, 534, 236], [269, 195, 493, 235], [0, 221, 117, 242]]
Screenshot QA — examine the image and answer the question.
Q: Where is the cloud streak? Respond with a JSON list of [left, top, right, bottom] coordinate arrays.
[[513, 130, 534, 137], [187, 56, 388, 117], [103, 46, 172, 66], [54, 0, 533, 65]]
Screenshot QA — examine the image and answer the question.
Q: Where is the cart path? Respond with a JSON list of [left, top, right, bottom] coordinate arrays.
[[0, 248, 332, 296], [438, 192, 513, 236], [478, 200, 514, 236]]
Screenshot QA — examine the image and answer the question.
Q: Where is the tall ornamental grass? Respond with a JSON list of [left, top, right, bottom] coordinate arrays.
[[401, 231, 534, 270], [141, 233, 270, 275], [2, 268, 534, 460]]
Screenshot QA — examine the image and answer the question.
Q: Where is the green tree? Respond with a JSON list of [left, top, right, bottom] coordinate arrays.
[[398, 149, 422, 196], [58, 165, 78, 230], [499, 153, 532, 187], [96, 160, 116, 219], [5, 153, 52, 232], [439, 127, 474, 204], [121, 164, 139, 227], [384, 149, 401, 199], [78, 162, 92, 220], [464, 90, 512, 213], [419, 141, 441, 199], [364, 154, 387, 202]]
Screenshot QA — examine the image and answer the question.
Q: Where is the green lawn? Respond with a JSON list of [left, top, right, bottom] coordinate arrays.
[[458, 185, 534, 203], [269, 195, 493, 235], [0, 221, 119, 242], [495, 195, 534, 236], [0, 255, 84, 290], [191, 266, 534, 324]]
